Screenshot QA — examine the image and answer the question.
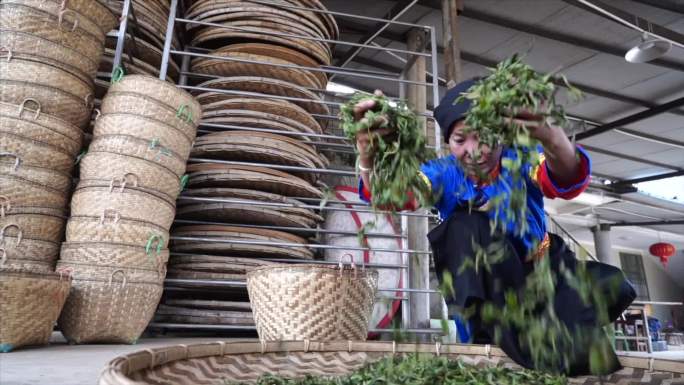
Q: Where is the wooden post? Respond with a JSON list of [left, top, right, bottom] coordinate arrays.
[[406, 28, 431, 337], [442, 0, 463, 87]]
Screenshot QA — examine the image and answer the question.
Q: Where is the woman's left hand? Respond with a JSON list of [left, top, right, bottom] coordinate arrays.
[[504, 105, 565, 146]]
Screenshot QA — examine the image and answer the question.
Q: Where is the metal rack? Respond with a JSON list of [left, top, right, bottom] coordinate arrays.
[[103, 0, 447, 338]]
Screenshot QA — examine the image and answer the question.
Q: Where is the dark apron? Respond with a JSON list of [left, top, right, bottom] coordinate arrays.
[[428, 210, 636, 376]]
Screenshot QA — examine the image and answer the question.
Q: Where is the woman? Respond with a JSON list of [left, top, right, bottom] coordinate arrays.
[[353, 79, 636, 375]]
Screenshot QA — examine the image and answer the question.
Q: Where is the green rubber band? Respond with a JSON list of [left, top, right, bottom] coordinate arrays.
[[111, 66, 125, 84], [149, 138, 160, 149], [75, 149, 87, 165], [176, 104, 193, 123], [180, 174, 189, 191], [145, 234, 161, 255]]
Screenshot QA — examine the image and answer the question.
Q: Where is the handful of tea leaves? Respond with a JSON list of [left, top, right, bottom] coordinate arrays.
[[237, 354, 567, 385], [456, 54, 581, 235], [340, 93, 435, 210]]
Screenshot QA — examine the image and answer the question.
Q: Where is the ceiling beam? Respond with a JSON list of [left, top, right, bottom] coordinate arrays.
[[629, 0, 684, 15], [562, 0, 684, 48], [612, 170, 684, 185], [575, 95, 684, 140], [333, 0, 419, 69], [337, 18, 684, 117], [581, 145, 684, 172], [460, 8, 684, 72], [609, 219, 684, 227]]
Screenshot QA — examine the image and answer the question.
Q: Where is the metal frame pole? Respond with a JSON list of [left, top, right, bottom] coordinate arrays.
[[111, 0, 132, 75], [159, 0, 179, 81], [429, 26, 443, 156]]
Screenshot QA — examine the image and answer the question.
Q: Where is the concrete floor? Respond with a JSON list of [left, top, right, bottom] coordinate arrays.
[[0, 334, 239, 385]]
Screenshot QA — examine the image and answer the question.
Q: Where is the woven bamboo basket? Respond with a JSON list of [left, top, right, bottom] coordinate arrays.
[[108, 75, 201, 126], [70, 184, 176, 229], [0, 153, 72, 193], [0, 30, 99, 79], [78, 151, 181, 201], [99, 340, 684, 385], [5, 0, 117, 39], [99, 91, 197, 140], [0, 234, 60, 272], [87, 134, 187, 178], [56, 260, 165, 284], [0, 99, 82, 145], [60, 242, 168, 272], [0, 79, 91, 128], [0, 172, 70, 210], [0, 3, 107, 61], [93, 113, 194, 159], [0, 131, 75, 172], [0, 104, 82, 157], [0, 208, 66, 243], [56, 266, 164, 344], [0, 269, 71, 353], [247, 260, 378, 341], [65, 215, 170, 249]]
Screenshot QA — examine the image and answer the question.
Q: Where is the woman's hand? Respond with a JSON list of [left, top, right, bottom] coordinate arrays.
[[504, 106, 582, 186], [353, 90, 394, 169]]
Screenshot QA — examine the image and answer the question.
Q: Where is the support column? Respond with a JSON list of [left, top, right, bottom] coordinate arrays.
[[441, 0, 463, 87], [591, 223, 621, 267], [406, 28, 431, 336]]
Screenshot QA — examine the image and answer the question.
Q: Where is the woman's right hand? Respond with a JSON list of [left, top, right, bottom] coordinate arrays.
[[353, 90, 394, 168]]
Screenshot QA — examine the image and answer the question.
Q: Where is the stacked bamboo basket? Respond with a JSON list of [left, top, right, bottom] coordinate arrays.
[[55, 75, 201, 344], [151, 0, 340, 331], [0, 0, 116, 352]]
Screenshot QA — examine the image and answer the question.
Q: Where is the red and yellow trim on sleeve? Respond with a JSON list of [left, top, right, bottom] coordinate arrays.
[[533, 148, 591, 200]]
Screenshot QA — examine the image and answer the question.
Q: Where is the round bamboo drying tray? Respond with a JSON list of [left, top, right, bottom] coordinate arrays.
[[176, 202, 318, 229], [154, 304, 255, 326], [99, 341, 684, 385], [191, 51, 324, 89], [194, 76, 329, 118], [201, 96, 322, 134], [201, 108, 321, 140], [105, 34, 181, 81], [185, 163, 323, 199]]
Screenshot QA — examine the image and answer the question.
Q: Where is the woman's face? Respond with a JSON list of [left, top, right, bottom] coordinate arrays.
[[448, 120, 502, 177]]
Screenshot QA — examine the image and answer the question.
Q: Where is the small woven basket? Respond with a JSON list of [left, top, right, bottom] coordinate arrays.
[[246, 256, 378, 341], [65, 215, 169, 249], [56, 265, 164, 344], [0, 269, 71, 352]]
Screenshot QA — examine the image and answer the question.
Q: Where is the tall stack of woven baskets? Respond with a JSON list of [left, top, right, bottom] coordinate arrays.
[[149, 0, 340, 331], [0, 1, 116, 352], [55, 75, 200, 344]]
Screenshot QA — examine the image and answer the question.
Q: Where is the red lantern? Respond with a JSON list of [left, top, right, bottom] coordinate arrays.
[[649, 242, 676, 267]]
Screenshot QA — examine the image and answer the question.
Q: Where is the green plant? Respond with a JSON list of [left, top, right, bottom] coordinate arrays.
[[233, 354, 568, 385], [339, 93, 436, 211]]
